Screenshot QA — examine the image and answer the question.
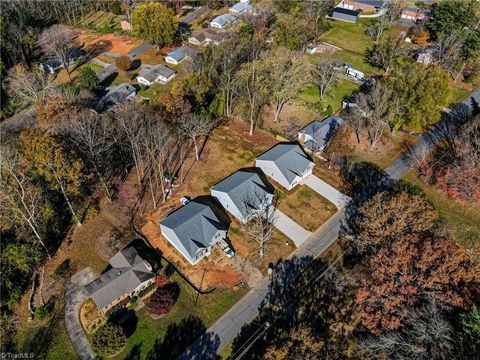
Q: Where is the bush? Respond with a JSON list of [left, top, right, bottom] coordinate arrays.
[[92, 323, 126, 357], [155, 276, 169, 288], [79, 66, 99, 91], [115, 56, 132, 72], [147, 286, 176, 316], [34, 306, 50, 320], [54, 259, 70, 278]]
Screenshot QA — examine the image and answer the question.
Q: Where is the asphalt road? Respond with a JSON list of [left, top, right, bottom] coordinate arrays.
[[179, 6, 208, 24], [178, 86, 480, 360]]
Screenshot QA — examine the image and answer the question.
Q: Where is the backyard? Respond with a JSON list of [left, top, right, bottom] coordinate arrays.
[[299, 78, 360, 112]]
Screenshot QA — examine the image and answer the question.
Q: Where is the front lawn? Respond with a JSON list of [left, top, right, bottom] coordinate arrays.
[[276, 185, 337, 232], [113, 271, 249, 359], [299, 79, 360, 111]]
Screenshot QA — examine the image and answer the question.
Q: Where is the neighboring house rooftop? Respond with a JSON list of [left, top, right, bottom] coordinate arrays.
[[166, 46, 198, 62], [85, 247, 154, 310], [190, 29, 228, 43], [299, 116, 344, 152], [230, 2, 252, 13], [256, 144, 312, 185], [404, 6, 420, 12], [99, 83, 136, 110], [211, 13, 237, 27], [331, 7, 359, 22], [139, 64, 175, 83], [212, 170, 272, 219], [349, 0, 384, 7], [160, 202, 226, 263]]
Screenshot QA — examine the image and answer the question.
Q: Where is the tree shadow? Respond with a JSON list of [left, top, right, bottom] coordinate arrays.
[[145, 315, 220, 360], [124, 343, 143, 360], [99, 71, 119, 89], [109, 308, 138, 338], [127, 238, 163, 272]]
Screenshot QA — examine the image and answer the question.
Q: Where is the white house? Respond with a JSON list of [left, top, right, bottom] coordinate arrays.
[[255, 143, 314, 191], [210, 13, 237, 29], [211, 170, 274, 224], [136, 64, 176, 86], [160, 201, 227, 265], [165, 46, 198, 65], [229, 2, 253, 15]]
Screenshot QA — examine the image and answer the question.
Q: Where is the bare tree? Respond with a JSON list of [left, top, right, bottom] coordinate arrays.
[[0, 146, 50, 258], [242, 192, 277, 258], [177, 115, 214, 161], [7, 65, 55, 107], [342, 101, 365, 144], [37, 24, 77, 80], [436, 31, 465, 80], [312, 58, 337, 99], [368, 1, 404, 42]]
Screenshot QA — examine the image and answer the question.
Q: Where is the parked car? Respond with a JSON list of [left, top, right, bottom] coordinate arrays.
[[218, 239, 235, 258]]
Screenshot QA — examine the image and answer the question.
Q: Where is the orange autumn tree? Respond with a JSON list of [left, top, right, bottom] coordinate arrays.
[[356, 233, 480, 334]]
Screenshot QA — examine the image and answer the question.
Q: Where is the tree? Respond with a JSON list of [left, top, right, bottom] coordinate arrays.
[[355, 233, 479, 333], [389, 64, 450, 131], [264, 326, 324, 360], [235, 59, 272, 135], [428, 0, 479, 40], [367, 34, 402, 74], [461, 306, 480, 338], [147, 286, 175, 316], [115, 55, 132, 73], [177, 115, 213, 161], [7, 64, 54, 108], [18, 129, 85, 226], [367, 1, 404, 42], [37, 24, 77, 80], [78, 66, 99, 91], [132, 3, 178, 48], [351, 190, 437, 254], [312, 58, 337, 99], [0, 146, 51, 258], [92, 323, 126, 357], [266, 49, 311, 122], [35, 96, 78, 127], [409, 27, 430, 45], [242, 194, 276, 258]]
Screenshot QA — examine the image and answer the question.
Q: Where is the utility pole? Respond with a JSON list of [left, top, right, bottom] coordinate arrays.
[[194, 268, 206, 305]]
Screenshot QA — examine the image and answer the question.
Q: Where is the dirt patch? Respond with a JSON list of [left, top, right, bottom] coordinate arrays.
[[78, 32, 143, 55]]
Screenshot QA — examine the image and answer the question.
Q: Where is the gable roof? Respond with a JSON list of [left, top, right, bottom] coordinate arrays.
[[85, 247, 154, 309], [403, 6, 420, 12], [160, 202, 226, 262], [256, 144, 313, 184], [139, 64, 176, 82], [190, 29, 227, 43], [211, 13, 237, 27], [166, 46, 198, 62], [212, 170, 273, 219], [230, 2, 252, 13], [350, 0, 384, 7], [299, 116, 343, 151], [332, 7, 360, 21], [99, 83, 136, 110]]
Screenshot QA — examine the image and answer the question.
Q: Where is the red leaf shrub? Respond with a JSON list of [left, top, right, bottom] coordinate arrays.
[[147, 287, 175, 316], [155, 275, 168, 287]]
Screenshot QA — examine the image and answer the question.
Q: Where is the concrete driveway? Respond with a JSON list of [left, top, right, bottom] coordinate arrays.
[[271, 208, 313, 247], [302, 175, 351, 209], [65, 268, 96, 360]]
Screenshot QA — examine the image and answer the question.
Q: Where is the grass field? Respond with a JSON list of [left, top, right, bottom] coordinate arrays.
[[113, 272, 249, 359], [299, 79, 360, 111], [402, 171, 480, 246]]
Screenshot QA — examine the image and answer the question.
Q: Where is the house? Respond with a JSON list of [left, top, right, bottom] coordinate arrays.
[[39, 48, 84, 74], [255, 143, 314, 191], [298, 116, 344, 153], [417, 48, 436, 66], [229, 2, 253, 15], [165, 46, 198, 65], [211, 170, 274, 224], [85, 247, 155, 313], [98, 83, 136, 111], [343, 0, 384, 12], [160, 201, 228, 265], [210, 13, 237, 29], [330, 7, 359, 23], [137, 64, 176, 86], [188, 29, 228, 46], [401, 6, 423, 21]]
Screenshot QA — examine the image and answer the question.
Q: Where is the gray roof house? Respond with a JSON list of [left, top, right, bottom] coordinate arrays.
[[255, 143, 314, 191], [165, 46, 198, 65], [330, 7, 359, 23], [298, 116, 344, 153], [210, 13, 237, 29], [229, 2, 253, 15], [98, 83, 136, 112], [211, 170, 274, 223], [137, 64, 176, 86], [85, 247, 155, 313], [160, 201, 227, 265], [188, 29, 228, 46]]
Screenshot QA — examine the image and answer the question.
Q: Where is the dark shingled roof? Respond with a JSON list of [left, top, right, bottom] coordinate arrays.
[[160, 201, 226, 262], [256, 144, 313, 184], [85, 247, 154, 309], [299, 116, 344, 151]]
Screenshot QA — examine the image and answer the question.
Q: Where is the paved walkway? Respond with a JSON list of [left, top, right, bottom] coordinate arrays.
[[303, 175, 351, 209], [65, 268, 96, 360], [271, 208, 312, 247]]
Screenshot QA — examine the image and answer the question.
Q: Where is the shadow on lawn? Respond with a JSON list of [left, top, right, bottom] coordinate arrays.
[[144, 315, 220, 360]]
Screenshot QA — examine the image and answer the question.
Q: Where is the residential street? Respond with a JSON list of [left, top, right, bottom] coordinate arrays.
[[179, 86, 480, 359], [179, 6, 208, 24], [65, 268, 96, 360]]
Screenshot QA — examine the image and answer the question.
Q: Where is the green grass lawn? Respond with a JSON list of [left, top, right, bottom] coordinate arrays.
[[402, 171, 480, 246], [299, 78, 360, 111], [321, 20, 373, 54], [114, 272, 249, 359]]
